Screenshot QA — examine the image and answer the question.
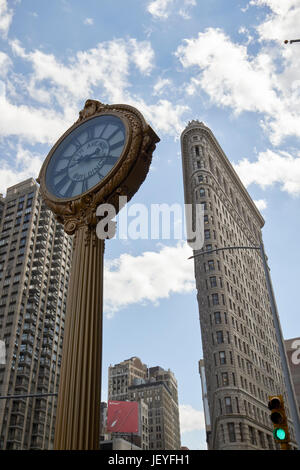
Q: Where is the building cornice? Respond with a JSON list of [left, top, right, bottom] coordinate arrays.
[[181, 122, 265, 228]]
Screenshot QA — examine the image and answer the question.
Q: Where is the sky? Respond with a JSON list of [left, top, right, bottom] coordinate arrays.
[[0, 0, 300, 450]]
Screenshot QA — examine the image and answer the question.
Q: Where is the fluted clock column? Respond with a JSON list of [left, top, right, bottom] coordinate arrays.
[[54, 224, 104, 450]]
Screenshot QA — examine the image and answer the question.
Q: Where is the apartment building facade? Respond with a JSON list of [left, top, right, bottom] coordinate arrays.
[[0, 178, 72, 449]]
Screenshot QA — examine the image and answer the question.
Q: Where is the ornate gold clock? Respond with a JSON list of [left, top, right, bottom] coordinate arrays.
[[38, 99, 159, 235], [37, 100, 159, 450]]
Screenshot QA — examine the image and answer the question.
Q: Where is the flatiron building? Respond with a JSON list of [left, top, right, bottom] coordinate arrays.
[[181, 120, 297, 450]]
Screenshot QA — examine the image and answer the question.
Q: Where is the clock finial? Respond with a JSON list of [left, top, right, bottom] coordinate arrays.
[[77, 99, 106, 123]]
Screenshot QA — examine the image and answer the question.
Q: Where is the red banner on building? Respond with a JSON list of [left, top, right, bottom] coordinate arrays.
[[107, 400, 139, 433]]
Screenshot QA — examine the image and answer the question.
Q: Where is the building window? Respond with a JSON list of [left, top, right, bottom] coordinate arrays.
[[210, 276, 217, 288], [204, 229, 210, 239], [214, 311, 221, 324], [220, 424, 225, 443], [249, 426, 257, 445], [219, 351, 226, 364], [208, 260, 215, 271], [212, 293, 219, 305], [239, 423, 244, 442], [227, 423, 236, 442], [222, 372, 229, 386], [216, 330, 224, 344], [258, 431, 265, 449], [225, 397, 233, 413]]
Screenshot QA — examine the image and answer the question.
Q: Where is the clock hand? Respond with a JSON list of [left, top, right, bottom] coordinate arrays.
[[68, 146, 108, 170], [68, 150, 98, 168], [83, 149, 108, 161]]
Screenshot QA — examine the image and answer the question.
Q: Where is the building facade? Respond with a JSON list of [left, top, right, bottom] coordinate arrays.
[[285, 338, 300, 413], [108, 356, 148, 401], [108, 357, 181, 450], [181, 121, 296, 450], [0, 178, 72, 449]]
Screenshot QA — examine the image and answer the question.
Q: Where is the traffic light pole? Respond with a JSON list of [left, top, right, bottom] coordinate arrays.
[[189, 242, 300, 449]]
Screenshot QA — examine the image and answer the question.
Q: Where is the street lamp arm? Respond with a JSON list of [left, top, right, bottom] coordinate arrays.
[[284, 39, 300, 44], [188, 245, 260, 259]]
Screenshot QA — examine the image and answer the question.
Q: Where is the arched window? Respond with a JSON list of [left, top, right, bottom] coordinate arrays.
[[199, 188, 205, 197]]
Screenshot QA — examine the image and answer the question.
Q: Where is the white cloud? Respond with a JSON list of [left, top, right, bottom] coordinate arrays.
[[0, 80, 70, 144], [83, 17, 94, 25], [104, 242, 195, 317], [175, 24, 300, 145], [176, 28, 279, 116], [135, 98, 188, 137], [0, 51, 12, 76], [147, 0, 174, 19], [179, 0, 196, 20], [179, 404, 206, 433], [0, 36, 186, 150], [147, 0, 196, 20], [254, 199, 267, 210], [0, 0, 14, 38], [233, 149, 300, 196], [249, 0, 300, 42], [128, 38, 155, 75], [10, 38, 131, 104], [0, 145, 43, 195], [153, 77, 172, 95]]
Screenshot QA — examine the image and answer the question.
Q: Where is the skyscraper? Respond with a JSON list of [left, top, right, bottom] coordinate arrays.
[[181, 120, 297, 450], [0, 178, 72, 449], [108, 357, 181, 450]]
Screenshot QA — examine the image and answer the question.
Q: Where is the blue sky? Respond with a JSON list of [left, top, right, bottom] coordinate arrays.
[[1, 0, 300, 450]]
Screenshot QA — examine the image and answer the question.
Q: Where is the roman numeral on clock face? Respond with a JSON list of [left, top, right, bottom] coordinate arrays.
[[54, 174, 70, 194], [86, 126, 94, 141], [64, 180, 77, 198], [82, 179, 89, 193], [54, 167, 68, 178], [110, 140, 124, 152], [97, 169, 105, 179], [72, 137, 82, 151], [104, 156, 119, 166]]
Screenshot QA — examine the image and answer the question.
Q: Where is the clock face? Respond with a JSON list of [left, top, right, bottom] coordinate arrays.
[[45, 114, 126, 199]]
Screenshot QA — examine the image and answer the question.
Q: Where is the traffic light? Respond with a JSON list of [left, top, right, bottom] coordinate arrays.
[[268, 395, 290, 449]]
